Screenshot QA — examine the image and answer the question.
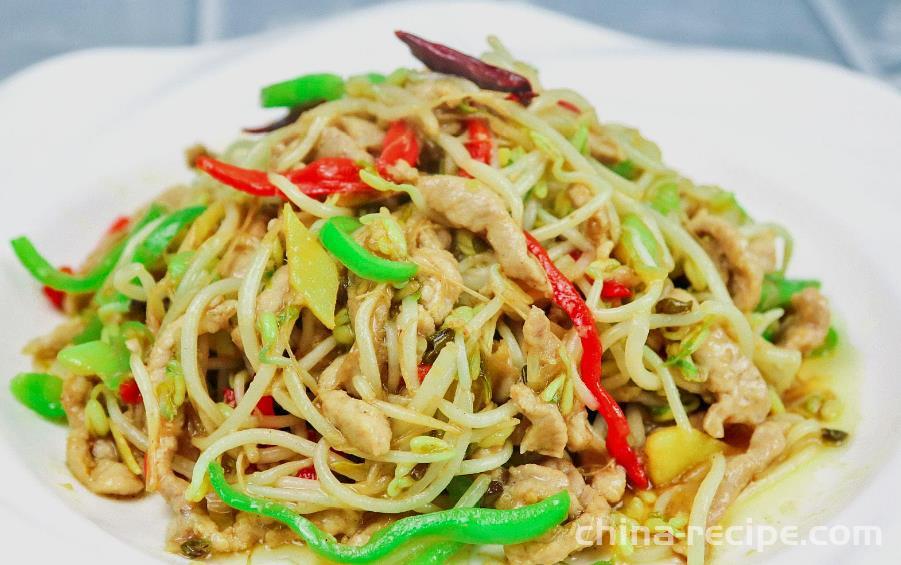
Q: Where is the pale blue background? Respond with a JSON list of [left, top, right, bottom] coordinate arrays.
[[2, 0, 900, 86]]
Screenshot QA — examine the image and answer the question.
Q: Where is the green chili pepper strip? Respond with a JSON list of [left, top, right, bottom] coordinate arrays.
[[72, 314, 103, 345], [261, 73, 345, 108], [57, 339, 131, 389], [208, 462, 568, 564], [132, 206, 206, 266], [10, 372, 67, 422], [10, 204, 166, 293], [410, 541, 465, 565], [319, 217, 418, 283]]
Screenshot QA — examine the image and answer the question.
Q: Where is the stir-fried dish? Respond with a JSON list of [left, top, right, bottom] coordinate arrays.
[[8, 31, 846, 564]]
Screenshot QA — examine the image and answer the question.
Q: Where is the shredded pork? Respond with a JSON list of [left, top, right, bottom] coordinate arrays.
[[708, 420, 789, 524], [503, 458, 624, 565], [777, 287, 831, 354], [689, 211, 763, 311], [320, 390, 392, 456], [407, 218, 462, 333], [695, 326, 770, 438], [62, 375, 144, 496], [510, 382, 567, 458], [522, 306, 562, 389], [417, 175, 546, 289]]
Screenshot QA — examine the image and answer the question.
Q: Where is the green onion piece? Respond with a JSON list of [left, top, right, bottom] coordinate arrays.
[[207, 461, 569, 563], [811, 326, 839, 357], [9, 204, 166, 293], [618, 214, 665, 280], [649, 181, 681, 215], [9, 372, 66, 422], [363, 72, 386, 84], [610, 159, 637, 180], [319, 217, 417, 283], [57, 339, 131, 389], [498, 146, 525, 167], [132, 205, 206, 267], [569, 124, 589, 155], [159, 359, 186, 421], [259, 311, 279, 348], [756, 273, 821, 312], [261, 73, 345, 108], [664, 322, 711, 381], [531, 179, 548, 199], [541, 374, 566, 403], [665, 324, 710, 363], [258, 311, 280, 360], [669, 357, 700, 380]]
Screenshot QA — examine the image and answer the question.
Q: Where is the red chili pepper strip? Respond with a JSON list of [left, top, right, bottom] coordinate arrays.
[[464, 118, 492, 164], [118, 378, 143, 405], [376, 121, 420, 180], [460, 118, 492, 178], [107, 216, 131, 235], [286, 157, 373, 198], [417, 364, 432, 383], [223, 388, 276, 416], [395, 31, 535, 104], [296, 466, 318, 480], [196, 154, 279, 197], [196, 155, 372, 200], [557, 99, 581, 114], [524, 232, 649, 489], [256, 395, 276, 416], [601, 280, 633, 300], [42, 266, 72, 310]]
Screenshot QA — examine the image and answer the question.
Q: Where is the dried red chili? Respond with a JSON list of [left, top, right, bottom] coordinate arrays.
[[395, 31, 535, 104]]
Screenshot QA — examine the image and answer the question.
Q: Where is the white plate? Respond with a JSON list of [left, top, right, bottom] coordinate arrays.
[[1, 2, 899, 563]]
